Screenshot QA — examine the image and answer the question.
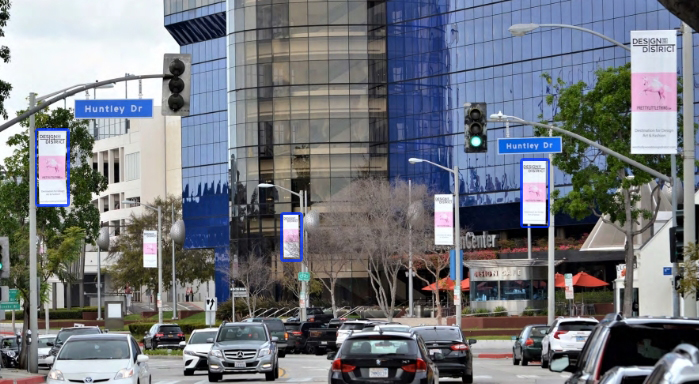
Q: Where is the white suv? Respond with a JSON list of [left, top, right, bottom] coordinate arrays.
[[335, 321, 375, 349], [541, 317, 598, 369]]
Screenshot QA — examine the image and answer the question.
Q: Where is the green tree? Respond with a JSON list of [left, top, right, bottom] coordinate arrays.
[[0, 0, 11, 119], [540, 63, 688, 316], [0, 105, 107, 368], [107, 195, 215, 303]]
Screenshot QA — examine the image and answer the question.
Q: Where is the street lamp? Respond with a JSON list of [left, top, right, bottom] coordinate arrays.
[[408, 158, 462, 327], [122, 199, 163, 324], [170, 217, 186, 320], [96, 226, 110, 321], [257, 183, 312, 322], [508, 23, 630, 51]]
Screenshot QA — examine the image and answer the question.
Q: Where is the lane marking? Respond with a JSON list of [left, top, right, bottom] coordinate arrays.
[[474, 375, 493, 379], [516, 375, 540, 378], [280, 367, 288, 378]]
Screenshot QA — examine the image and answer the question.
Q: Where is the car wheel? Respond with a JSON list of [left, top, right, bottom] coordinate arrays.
[[462, 372, 473, 384], [152, 341, 158, 350], [521, 357, 529, 366], [275, 361, 280, 379], [512, 350, 520, 366], [279, 350, 286, 358], [184, 370, 194, 376], [540, 352, 549, 369], [265, 369, 276, 381], [305, 345, 316, 355], [208, 372, 221, 382]]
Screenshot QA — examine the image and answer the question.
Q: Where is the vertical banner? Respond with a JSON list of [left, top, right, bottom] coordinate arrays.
[[280, 212, 303, 261], [564, 273, 574, 300], [631, 30, 677, 154], [143, 230, 157, 268], [434, 194, 454, 245], [520, 159, 549, 227], [36, 128, 70, 207]]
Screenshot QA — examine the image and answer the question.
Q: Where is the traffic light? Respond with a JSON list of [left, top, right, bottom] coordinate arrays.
[[0, 237, 9, 279], [464, 102, 488, 153], [670, 209, 684, 263], [162, 53, 192, 116]]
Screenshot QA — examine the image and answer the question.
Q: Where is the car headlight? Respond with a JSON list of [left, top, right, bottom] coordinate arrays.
[[114, 368, 135, 379], [209, 349, 223, 358], [258, 348, 272, 357], [184, 349, 197, 356], [48, 370, 64, 381]]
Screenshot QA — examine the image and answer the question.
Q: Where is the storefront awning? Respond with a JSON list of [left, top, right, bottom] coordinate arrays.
[[463, 259, 564, 268]]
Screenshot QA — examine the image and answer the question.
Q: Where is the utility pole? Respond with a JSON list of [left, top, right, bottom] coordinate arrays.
[[28, 93, 38, 374], [681, 22, 696, 317]]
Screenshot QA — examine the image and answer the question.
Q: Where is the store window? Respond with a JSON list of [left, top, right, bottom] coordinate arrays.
[[472, 281, 499, 301], [532, 280, 548, 300], [501, 280, 531, 300]]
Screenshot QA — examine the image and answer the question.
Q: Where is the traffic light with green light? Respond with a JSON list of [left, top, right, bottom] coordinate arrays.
[[465, 102, 487, 153]]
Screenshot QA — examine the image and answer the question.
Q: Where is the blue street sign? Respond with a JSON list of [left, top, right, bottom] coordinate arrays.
[[74, 99, 154, 119], [497, 137, 563, 155], [663, 267, 672, 276], [449, 250, 464, 281]]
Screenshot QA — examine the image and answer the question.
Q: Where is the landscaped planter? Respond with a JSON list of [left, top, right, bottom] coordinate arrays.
[[82, 312, 98, 320], [447, 315, 606, 329]]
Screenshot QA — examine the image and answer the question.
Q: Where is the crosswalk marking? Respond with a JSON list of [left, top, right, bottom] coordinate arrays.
[[474, 375, 493, 379]]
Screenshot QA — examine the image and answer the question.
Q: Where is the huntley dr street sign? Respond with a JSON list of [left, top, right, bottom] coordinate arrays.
[[74, 99, 154, 119]]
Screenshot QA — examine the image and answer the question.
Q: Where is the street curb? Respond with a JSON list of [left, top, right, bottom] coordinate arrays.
[[476, 353, 513, 359], [16, 377, 46, 384]]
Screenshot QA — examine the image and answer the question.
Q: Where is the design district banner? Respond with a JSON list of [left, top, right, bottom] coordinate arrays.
[[281, 213, 302, 260], [630, 30, 677, 154], [37, 129, 70, 207], [521, 160, 548, 225], [434, 194, 454, 246], [143, 231, 157, 268]]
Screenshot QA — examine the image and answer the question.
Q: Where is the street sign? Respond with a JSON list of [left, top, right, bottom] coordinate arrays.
[[231, 287, 248, 298], [205, 297, 217, 312], [74, 99, 154, 119], [298, 272, 310, 282], [564, 273, 574, 300], [497, 137, 563, 155], [663, 267, 673, 276], [9, 289, 18, 302], [0, 302, 19, 310]]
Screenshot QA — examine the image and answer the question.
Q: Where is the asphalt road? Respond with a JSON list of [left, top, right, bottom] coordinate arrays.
[[144, 354, 571, 384]]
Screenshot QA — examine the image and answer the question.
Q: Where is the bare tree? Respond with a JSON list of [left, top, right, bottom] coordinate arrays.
[[326, 178, 430, 321], [220, 252, 275, 317], [412, 250, 450, 324], [307, 226, 354, 317]]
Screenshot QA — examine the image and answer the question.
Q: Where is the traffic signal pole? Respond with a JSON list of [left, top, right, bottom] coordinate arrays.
[[6, 73, 174, 374]]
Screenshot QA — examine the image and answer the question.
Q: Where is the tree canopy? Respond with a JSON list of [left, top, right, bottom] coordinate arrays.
[[0, 0, 11, 119]]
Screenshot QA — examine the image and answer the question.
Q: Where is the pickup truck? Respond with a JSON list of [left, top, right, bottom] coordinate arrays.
[[284, 321, 325, 354], [305, 321, 344, 355]]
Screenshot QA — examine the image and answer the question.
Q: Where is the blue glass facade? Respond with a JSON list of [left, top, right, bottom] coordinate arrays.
[[386, 0, 699, 231], [165, 0, 231, 302]]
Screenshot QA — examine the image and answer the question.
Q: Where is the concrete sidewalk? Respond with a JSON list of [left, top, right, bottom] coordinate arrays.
[[0, 369, 46, 384]]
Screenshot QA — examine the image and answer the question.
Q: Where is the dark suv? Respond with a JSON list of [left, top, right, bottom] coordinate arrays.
[[549, 314, 699, 383], [48, 326, 102, 358], [243, 318, 289, 357], [144, 323, 185, 349], [412, 326, 476, 383]]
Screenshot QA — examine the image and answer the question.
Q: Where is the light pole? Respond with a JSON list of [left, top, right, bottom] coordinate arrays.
[[408, 158, 462, 328], [170, 211, 186, 320], [257, 183, 310, 321], [123, 200, 163, 324], [96, 226, 111, 321], [407, 182, 423, 318], [509, 21, 692, 317]]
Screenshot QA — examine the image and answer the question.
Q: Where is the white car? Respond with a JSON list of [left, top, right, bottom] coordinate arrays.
[[38, 334, 56, 369], [181, 327, 218, 376], [373, 324, 411, 333], [47, 334, 150, 384], [335, 321, 375, 349], [541, 317, 599, 369]]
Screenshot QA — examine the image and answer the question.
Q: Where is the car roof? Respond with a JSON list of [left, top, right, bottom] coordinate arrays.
[[604, 366, 655, 377], [223, 322, 268, 326], [525, 324, 547, 328], [602, 315, 699, 328], [157, 323, 181, 326], [347, 331, 415, 340], [64, 334, 131, 341], [412, 325, 460, 330], [192, 328, 219, 333], [38, 334, 56, 338], [59, 326, 101, 331], [556, 317, 599, 323], [343, 320, 373, 324]]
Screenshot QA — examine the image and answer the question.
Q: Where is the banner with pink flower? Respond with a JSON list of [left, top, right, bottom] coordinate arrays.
[[143, 230, 157, 268], [434, 194, 454, 246], [37, 129, 70, 206]]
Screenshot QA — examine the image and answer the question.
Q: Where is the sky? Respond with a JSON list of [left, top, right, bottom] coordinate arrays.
[[0, 0, 180, 163]]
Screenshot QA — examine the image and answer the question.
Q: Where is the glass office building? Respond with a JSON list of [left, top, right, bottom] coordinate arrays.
[[165, 0, 699, 303]]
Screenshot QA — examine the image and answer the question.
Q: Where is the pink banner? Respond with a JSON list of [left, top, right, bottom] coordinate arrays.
[[523, 182, 547, 203], [38, 155, 66, 180], [283, 229, 299, 243], [435, 212, 453, 227], [143, 243, 157, 254], [631, 72, 677, 112]]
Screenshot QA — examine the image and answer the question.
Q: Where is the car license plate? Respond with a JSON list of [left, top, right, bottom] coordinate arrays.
[[369, 368, 388, 378], [321, 341, 328, 345], [430, 349, 441, 355], [576, 336, 587, 342], [235, 362, 246, 368]]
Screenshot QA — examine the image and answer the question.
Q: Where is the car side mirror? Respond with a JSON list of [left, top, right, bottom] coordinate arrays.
[[272, 337, 279, 342], [179, 341, 186, 348], [145, 332, 149, 336], [104, 329, 109, 333], [469, 339, 477, 345], [206, 338, 214, 344], [433, 352, 445, 361], [46, 341, 54, 347], [550, 355, 575, 373], [511, 336, 517, 341], [137, 355, 149, 363], [327, 352, 336, 360]]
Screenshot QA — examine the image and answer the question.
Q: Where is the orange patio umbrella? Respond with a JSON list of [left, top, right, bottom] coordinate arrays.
[[421, 277, 470, 291], [555, 272, 609, 288]]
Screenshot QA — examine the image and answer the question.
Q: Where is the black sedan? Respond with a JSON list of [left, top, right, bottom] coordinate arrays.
[[412, 326, 476, 383], [328, 331, 439, 384], [0, 336, 19, 368], [512, 324, 548, 366]]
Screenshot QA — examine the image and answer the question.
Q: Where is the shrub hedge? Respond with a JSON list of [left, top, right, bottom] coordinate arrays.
[[128, 322, 211, 336], [4, 307, 104, 320]]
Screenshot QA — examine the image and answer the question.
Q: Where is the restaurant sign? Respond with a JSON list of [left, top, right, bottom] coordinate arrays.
[[461, 231, 498, 250]]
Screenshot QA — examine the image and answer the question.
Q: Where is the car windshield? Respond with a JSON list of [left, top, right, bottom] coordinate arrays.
[[340, 323, 366, 331], [189, 331, 217, 344], [285, 324, 301, 331], [307, 308, 323, 315], [56, 328, 100, 344], [343, 338, 417, 356], [38, 337, 56, 348], [559, 321, 597, 332], [58, 340, 130, 360], [530, 326, 548, 337], [263, 320, 285, 332], [159, 325, 182, 334], [414, 328, 462, 342], [217, 326, 267, 342], [1, 338, 17, 349], [599, 324, 699, 374]]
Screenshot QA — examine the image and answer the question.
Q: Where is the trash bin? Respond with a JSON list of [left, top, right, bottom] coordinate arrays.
[[416, 305, 422, 317]]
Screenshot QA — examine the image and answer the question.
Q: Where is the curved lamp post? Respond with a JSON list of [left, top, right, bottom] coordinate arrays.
[[96, 227, 110, 321], [170, 218, 185, 320], [508, 23, 630, 51]]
